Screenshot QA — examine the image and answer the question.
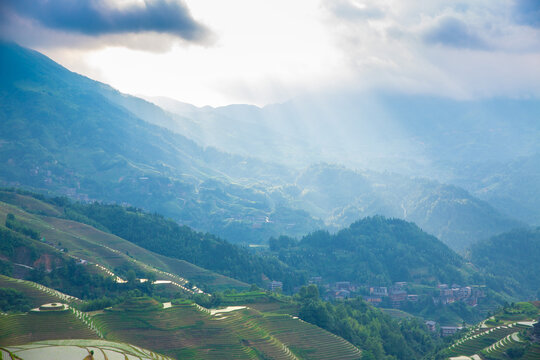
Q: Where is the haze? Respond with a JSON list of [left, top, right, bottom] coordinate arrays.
[[2, 0, 540, 106]]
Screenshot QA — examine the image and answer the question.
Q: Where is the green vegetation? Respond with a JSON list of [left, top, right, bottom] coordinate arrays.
[[0, 309, 99, 345], [294, 285, 443, 360], [0, 216, 155, 300], [64, 201, 306, 290], [0, 274, 443, 360], [0, 288, 32, 313], [0, 191, 248, 293], [5, 213, 40, 240], [441, 302, 540, 359], [269, 216, 472, 286], [0, 275, 75, 307], [93, 296, 364, 360], [490, 302, 539, 324], [0, 42, 321, 245], [470, 227, 540, 299]]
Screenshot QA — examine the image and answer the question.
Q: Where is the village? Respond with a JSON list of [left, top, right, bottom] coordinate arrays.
[[267, 278, 487, 336]]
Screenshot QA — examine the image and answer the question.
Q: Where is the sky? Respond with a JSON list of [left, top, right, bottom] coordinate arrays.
[[1, 0, 540, 106]]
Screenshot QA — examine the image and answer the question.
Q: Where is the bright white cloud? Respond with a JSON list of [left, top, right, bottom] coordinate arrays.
[[3, 0, 540, 105], [321, 0, 540, 99]]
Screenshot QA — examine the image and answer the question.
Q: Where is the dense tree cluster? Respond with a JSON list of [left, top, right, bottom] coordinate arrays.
[[0, 288, 32, 313], [270, 216, 469, 286], [295, 285, 445, 360], [5, 213, 40, 240], [470, 227, 540, 299], [64, 202, 306, 291]]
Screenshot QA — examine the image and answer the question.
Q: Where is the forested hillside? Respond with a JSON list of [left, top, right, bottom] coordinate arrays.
[[64, 201, 306, 290], [470, 227, 540, 299], [0, 189, 450, 359], [0, 41, 321, 244], [282, 164, 522, 251], [269, 216, 474, 286], [153, 94, 540, 231], [0, 42, 526, 251]]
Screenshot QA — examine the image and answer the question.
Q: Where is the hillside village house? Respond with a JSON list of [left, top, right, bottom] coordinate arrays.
[[268, 280, 283, 292]]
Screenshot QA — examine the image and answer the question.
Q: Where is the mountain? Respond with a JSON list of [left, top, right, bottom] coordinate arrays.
[[149, 93, 540, 175], [150, 94, 540, 229], [451, 153, 540, 226], [0, 189, 312, 291], [469, 227, 540, 299], [0, 42, 525, 251], [260, 216, 512, 326], [0, 41, 322, 244], [280, 164, 522, 251], [0, 190, 249, 293], [267, 216, 474, 286], [0, 190, 445, 360]]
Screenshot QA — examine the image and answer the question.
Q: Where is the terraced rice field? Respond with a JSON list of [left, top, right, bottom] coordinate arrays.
[[447, 322, 527, 356], [0, 309, 99, 345], [0, 275, 78, 307], [1, 339, 173, 360], [0, 196, 248, 292], [480, 331, 523, 358], [522, 343, 540, 360], [239, 298, 300, 315], [93, 301, 256, 359], [92, 299, 362, 360], [447, 321, 537, 359], [212, 308, 298, 359], [0, 192, 62, 217], [258, 313, 362, 360]]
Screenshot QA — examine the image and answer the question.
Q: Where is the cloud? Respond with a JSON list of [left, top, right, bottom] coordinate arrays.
[[319, 0, 540, 101], [513, 0, 540, 28], [0, 0, 209, 42], [325, 0, 385, 21], [422, 16, 489, 49]]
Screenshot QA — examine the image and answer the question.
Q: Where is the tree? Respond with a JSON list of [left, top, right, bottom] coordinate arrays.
[[126, 269, 137, 284]]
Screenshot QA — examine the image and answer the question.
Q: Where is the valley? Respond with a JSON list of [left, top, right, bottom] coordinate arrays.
[[0, 40, 539, 360], [0, 189, 538, 359]]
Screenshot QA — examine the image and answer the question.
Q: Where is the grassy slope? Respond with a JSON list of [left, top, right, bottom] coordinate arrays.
[[0, 194, 248, 291], [0, 273, 361, 359], [0, 275, 78, 307], [93, 298, 361, 360], [443, 302, 540, 359], [0, 310, 99, 346]]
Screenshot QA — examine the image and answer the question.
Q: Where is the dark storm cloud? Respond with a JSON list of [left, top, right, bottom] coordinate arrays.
[[423, 16, 489, 49], [513, 0, 540, 27], [0, 0, 208, 41]]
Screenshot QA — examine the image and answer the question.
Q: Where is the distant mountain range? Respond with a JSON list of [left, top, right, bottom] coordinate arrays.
[[0, 41, 533, 250], [283, 164, 522, 251], [149, 93, 540, 228], [0, 41, 321, 244]]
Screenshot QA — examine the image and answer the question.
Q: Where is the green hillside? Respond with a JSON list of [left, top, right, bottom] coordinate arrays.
[[469, 227, 540, 299], [0, 191, 248, 292], [269, 216, 473, 286], [0, 41, 321, 244], [62, 200, 306, 289], [93, 296, 363, 360], [0, 307, 99, 346], [0, 189, 309, 290], [0, 195, 450, 359], [0, 41, 525, 252], [0, 275, 78, 308], [441, 302, 540, 359]]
